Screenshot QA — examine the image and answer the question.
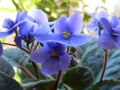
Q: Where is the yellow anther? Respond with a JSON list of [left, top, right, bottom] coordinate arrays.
[[51, 52, 58, 57], [62, 31, 71, 39]]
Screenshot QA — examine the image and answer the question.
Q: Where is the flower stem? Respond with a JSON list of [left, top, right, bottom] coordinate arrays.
[[31, 61, 39, 80], [100, 49, 109, 81], [2, 42, 16, 46], [55, 70, 62, 90], [20, 66, 36, 80], [20, 47, 30, 54]]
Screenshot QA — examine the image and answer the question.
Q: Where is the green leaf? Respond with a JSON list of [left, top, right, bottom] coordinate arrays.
[[62, 66, 95, 90], [77, 39, 104, 76], [1, 48, 29, 67], [90, 80, 120, 90], [0, 58, 15, 77], [0, 71, 23, 90], [23, 80, 56, 90]]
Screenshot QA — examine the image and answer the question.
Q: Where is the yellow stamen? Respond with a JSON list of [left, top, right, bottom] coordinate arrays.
[[62, 31, 71, 39], [51, 52, 58, 57]]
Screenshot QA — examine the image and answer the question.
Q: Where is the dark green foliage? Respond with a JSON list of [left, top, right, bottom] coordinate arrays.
[[90, 80, 120, 90], [0, 58, 15, 77], [1, 48, 29, 67], [62, 66, 95, 90], [23, 80, 56, 90], [0, 71, 23, 90]]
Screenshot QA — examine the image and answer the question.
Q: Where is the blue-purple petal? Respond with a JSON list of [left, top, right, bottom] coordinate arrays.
[[100, 18, 112, 34], [95, 11, 108, 21], [28, 9, 48, 25], [14, 36, 22, 48], [98, 32, 116, 49], [59, 53, 70, 70], [66, 12, 83, 34], [41, 59, 60, 75], [54, 16, 67, 34], [111, 16, 120, 28], [30, 48, 50, 63]]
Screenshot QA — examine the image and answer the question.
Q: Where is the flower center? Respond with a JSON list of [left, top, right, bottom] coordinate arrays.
[[62, 31, 71, 39], [51, 51, 58, 57]]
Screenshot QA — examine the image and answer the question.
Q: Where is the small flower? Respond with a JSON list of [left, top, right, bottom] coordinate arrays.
[[86, 11, 109, 35], [30, 42, 70, 75], [1, 10, 27, 38], [34, 12, 92, 46], [98, 16, 120, 49]]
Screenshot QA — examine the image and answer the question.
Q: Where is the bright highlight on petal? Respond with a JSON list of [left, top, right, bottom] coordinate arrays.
[[62, 31, 71, 39]]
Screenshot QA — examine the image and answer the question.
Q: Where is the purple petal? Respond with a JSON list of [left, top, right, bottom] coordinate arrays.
[[2, 18, 15, 30], [100, 18, 112, 34], [98, 32, 116, 49], [114, 36, 120, 48], [59, 53, 70, 70], [85, 19, 99, 34], [41, 59, 60, 75], [54, 16, 67, 34], [111, 16, 120, 27], [44, 34, 92, 46], [66, 12, 83, 34], [95, 11, 108, 21], [14, 36, 22, 48], [19, 20, 36, 36], [30, 48, 50, 63], [0, 32, 12, 38], [28, 9, 48, 25], [0, 42, 3, 56]]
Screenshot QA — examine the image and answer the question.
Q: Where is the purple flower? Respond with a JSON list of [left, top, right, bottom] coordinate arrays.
[[34, 12, 92, 46], [98, 16, 120, 49], [30, 42, 70, 75], [1, 10, 27, 38], [86, 11, 109, 35]]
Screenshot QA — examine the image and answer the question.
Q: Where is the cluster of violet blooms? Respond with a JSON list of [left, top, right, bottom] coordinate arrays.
[[0, 9, 120, 75]]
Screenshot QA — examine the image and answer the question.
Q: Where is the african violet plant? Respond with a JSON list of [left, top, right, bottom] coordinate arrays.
[[1, 9, 120, 90]]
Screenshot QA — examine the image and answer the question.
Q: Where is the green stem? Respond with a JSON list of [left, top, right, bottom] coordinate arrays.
[[100, 49, 109, 81]]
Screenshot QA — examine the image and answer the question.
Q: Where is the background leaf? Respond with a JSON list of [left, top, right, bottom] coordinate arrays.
[[0, 58, 15, 77], [90, 80, 120, 90], [0, 71, 23, 90], [23, 80, 56, 90], [1, 48, 29, 67], [62, 66, 95, 90]]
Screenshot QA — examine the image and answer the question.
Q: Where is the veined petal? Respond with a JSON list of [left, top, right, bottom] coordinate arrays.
[[98, 32, 116, 49], [111, 16, 120, 28], [66, 12, 83, 34], [95, 11, 108, 21], [59, 52, 70, 70], [100, 18, 112, 34], [41, 59, 60, 75], [114, 36, 120, 48], [30, 48, 50, 63], [28, 9, 48, 25], [54, 16, 67, 34]]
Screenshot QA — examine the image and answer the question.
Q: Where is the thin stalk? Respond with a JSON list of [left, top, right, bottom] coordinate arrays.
[[2, 43, 16, 46], [100, 49, 109, 81], [55, 70, 62, 90], [20, 66, 36, 80], [20, 47, 30, 54], [33, 42, 39, 50], [31, 61, 39, 80]]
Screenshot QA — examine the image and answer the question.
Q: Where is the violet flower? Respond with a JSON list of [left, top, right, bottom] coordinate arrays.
[[34, 12, 92, 46], [30, 42, 70, 75], [86, 11, 109, 35], [1, 10, 27, 38], [98, 16, 120, 49]]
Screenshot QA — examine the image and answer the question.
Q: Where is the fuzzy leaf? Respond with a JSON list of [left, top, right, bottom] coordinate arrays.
[[23, 80, 56, 90], [62, 66, 95, 90], [1, 48, 29, 67], [90, 80, 120, 90], [0, 58, 15, 77], [0, 71, 23, 90]]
